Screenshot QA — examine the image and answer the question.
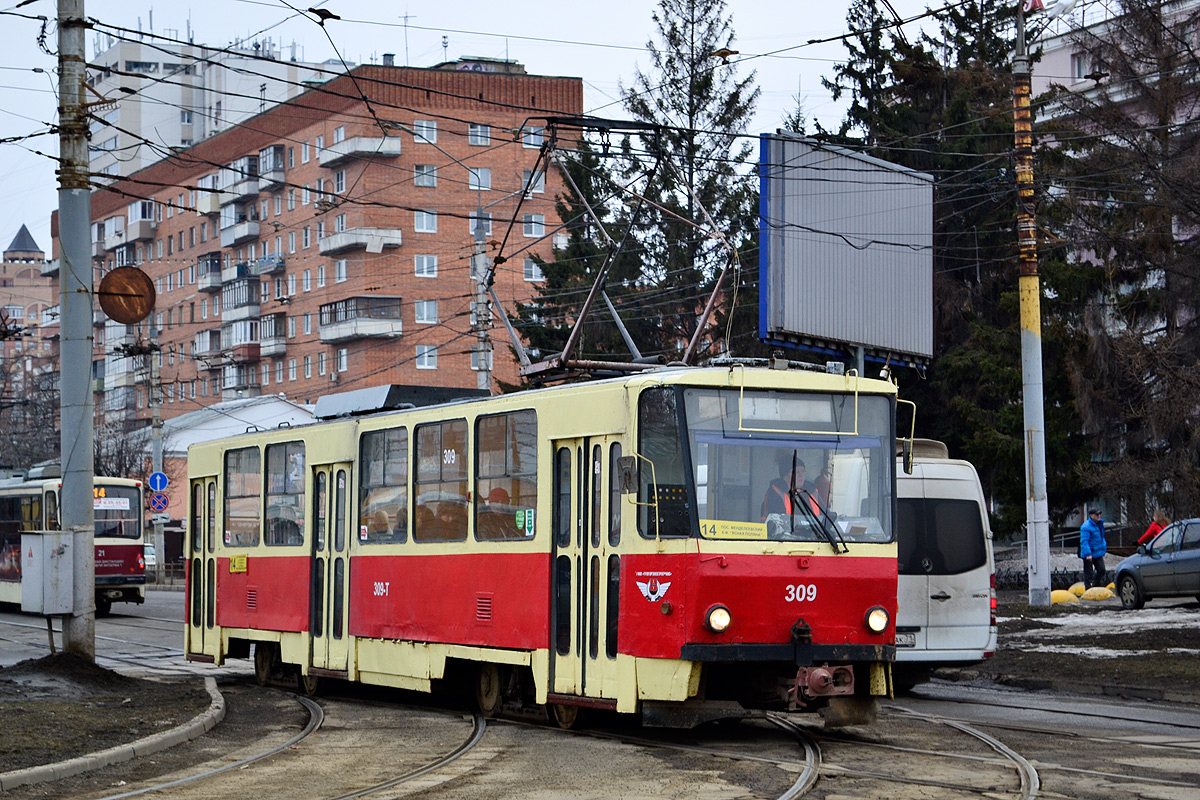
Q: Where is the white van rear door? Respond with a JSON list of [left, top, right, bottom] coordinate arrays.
[[923, 475, 992, 652], [895, 466, 928, 652]]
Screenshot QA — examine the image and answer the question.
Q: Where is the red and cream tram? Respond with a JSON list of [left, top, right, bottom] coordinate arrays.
[[0, 474, 146, 615], [185, 363, 904, 726]]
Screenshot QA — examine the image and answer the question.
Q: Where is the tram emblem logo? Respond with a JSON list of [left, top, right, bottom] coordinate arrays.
[[636, 578, 672, 602]]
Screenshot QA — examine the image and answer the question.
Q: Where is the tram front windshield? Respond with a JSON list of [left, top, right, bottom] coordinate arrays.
[[637, 386, 893, 543], [94, 485, 142, 540]]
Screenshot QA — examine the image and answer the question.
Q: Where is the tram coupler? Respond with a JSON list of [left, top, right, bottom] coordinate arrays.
[[788, 664, 854, 709]]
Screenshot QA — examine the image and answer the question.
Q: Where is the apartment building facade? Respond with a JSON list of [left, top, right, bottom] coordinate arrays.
[[60, 60, 582, 426], [88, 35, 344, 179]]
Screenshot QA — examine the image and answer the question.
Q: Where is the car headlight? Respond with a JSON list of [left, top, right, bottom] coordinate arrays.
[[705, 604, 732, 633], [865, 605, 890, 634]]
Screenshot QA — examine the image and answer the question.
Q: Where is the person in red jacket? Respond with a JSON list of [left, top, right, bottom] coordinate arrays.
[[1138, 509, 1171, 546]]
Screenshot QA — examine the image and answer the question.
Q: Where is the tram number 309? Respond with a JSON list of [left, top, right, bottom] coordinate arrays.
[[784, 584, 817, 602], [373, 582, 391, 597]]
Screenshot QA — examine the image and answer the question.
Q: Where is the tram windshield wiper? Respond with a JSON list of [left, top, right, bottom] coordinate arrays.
[[786, 451, 846, 554]]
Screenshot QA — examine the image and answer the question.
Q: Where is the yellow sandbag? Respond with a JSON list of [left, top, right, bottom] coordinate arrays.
[[1082, 586, 1114, 601], [1106, 582, 1116, 592], [1051, 589, 1080, 604], [1069, 582, 1087, 596]]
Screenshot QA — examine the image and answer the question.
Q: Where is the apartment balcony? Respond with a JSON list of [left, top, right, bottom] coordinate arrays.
[[319, 296, 403, 343], [318, 136, 402, 167], [259, 166, 286, 189], [198, 267, 222, 292], [222, 176, 259, 202], [93, 308, 107, 326], [221, 262, 255, 284], [222, 299, 260, 323], [41, 259, 59, 278], [221, 364, 260, 397], [92, 377, 104, 393], [196, 192, 221, 215], [319, 227, 403, 256], [106, 369, 136, 389], [230, 343, 260, 363], [91, 240, 106, 259], [125, 218, 156, 242], [255, 253, 285, 274], [103, 230, 126, 252], [194, 329, 221, 357], [259, 336, 286, 358], [220, 220, 260, 247]]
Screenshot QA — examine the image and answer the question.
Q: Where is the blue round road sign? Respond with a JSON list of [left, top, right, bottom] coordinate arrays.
[[148, 471, 169, 492], [150, 493, 169, 511]]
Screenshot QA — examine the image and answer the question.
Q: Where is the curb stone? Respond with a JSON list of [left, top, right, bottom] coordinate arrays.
[[0, 677, 225, 791]]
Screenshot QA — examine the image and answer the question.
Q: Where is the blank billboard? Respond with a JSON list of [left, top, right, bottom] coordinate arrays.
[[759, 134, 933, 364]]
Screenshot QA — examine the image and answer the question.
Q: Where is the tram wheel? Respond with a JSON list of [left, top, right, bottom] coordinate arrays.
[[548, 703, 580, 730], [299, 670, 320, 696], [254, 643, 277, 686], [95, 597, 112, 617], [476, 663, 502, 717]]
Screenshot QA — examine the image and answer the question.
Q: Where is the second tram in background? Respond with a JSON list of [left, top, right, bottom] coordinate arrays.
[[186, 362, 905, 726], [0, 470, 147, 615]]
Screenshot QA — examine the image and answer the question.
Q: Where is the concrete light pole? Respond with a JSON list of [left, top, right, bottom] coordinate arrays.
[[1014, 1, 1052, 607], [58, 0, 97, 657]]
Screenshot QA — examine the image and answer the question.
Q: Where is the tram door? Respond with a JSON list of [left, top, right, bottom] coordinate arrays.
[[310, 464, 351, 672], [550, 437, 621, 700], [187, 477, 219, 657]]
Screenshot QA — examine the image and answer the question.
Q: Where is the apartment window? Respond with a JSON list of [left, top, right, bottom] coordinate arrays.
[[261, 363, 270, 386], [288, 317, 296, 338], [304, 269, 312, 291], [523, 214, 545, 237], [1072, 52, 1088, 81], [470, 211, 493, 237], [523, 169, 546, 194], [274, 278, 284, 299], [303, 227, 311, 248], [523, 126, 544, 148], [468, 123, 490, 145], [304, 355, 312, 378], [524, 258, 544, 282], [288, 147, 295, 168], [317, 265, 326, 287], [416, 345, 437, 369], [287, 189, 295, 210], [289, 358, 297, 380], [181, 109, 193, 124], [317, 222, 325, 240], [301, 142, 310, 163], [335, 259, 347, 283], [304, 313, 312, 335], [201, 299, 208, 319], [414, 119, 436, 143], [468, 167, 491, 191], [288, 274, 296, 295], [288, 232, 296, 253], [260, 199, 269, 221], [167, 273, 174, 292], [415, 254, 437, 277], [315, 134, 324, 153], [333, 125, 345, 144], [337, 348, 348, 372], [334, 170, 346, 194], [188, 265, 196, 284], [302, 186, 310, 205], [415, 210, 437, 233], [414, 299, 438, 323], [275, 235, 283, 255], [274, 195, 282, 216], [317, 351, 326, 376], [276, 361, 284, 383], [414, 164, 436, 187], [334, 214, 346, 233]]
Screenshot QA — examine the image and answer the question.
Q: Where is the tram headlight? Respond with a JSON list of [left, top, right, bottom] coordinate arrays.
[[704, 604, 732, 633], [865, 605, 890, 634]]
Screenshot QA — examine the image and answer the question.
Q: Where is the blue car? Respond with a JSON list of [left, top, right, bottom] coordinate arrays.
[[1115, 519, 1200, 609]]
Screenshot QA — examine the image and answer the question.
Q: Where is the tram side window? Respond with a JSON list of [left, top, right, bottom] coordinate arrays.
[[0, 497, 27, 581], [265, 441, 306, 546], [475, 410, 537, 541], [414, 419, 468, 542], [360, 427, 408, 544], [191, 483, 203, 553], [636, 387, 691, 538], [44, 492, 58, 531], [224, 447, 262, 547]]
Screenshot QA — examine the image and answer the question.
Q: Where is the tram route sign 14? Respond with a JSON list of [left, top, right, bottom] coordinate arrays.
[[148, 471, 169, 493]]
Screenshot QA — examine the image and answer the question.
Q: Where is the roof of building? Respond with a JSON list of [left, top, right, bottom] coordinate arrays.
[[5, 224, 42, 257], [161, 394, 315, 456]]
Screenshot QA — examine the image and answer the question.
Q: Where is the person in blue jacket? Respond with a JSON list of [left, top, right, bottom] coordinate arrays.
[[1080, 508, 1109, 589]]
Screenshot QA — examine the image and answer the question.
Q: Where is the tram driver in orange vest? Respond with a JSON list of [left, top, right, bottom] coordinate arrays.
[[761, 454, 822, 521]]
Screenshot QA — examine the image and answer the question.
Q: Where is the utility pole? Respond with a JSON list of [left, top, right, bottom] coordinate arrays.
[[58, 0, 97, 657], [150, 327, 164, 582], [473, 201, 492, 394], [1014, 2, 1051, 607]]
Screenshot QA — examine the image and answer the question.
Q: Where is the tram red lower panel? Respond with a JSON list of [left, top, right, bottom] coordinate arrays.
[[621, 553, 896, 659], [348, 553, 551, 649], [94, 542, 144, 584], [216, 556, 310, 632]]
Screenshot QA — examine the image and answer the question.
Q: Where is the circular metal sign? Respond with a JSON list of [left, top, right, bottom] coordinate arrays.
[[97, 266, 156, 325]]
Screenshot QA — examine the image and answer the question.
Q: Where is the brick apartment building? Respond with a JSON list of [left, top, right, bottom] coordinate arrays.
[[53, 58, 583, 427]]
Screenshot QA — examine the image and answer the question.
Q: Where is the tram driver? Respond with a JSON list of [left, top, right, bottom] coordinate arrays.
[[761, 454, 820, 521]]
